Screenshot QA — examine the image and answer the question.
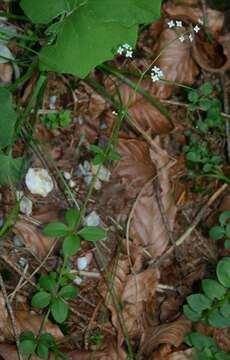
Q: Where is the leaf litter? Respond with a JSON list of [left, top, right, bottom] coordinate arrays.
[[0, 0, 230, 359]]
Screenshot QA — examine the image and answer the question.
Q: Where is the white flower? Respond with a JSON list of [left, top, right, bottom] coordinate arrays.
[[179, 34, 185, 42], [176, 20, 182, 28], [198, 18, 204, 25], [126, 50, 133, 58], [189, 33, 193, 42], [167, 20, 175, 29], [194, 25, 200, 33], [117, 46, 123, 55], [123, 43, 131, 50], [151, 66, 164, 82], [117, 44, 133, 58], [151, 74, 159, 82], [152, 66, 161, 74]]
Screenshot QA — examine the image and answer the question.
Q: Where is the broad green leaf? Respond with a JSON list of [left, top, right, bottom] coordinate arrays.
[[37, 343, 49, 360], [208, 309, 230, 328], [31, 291, 51, 309], [51, 298, 68, 323], [78, 226, 106, 241], [209, 226, 225, 240], [188, 91, 199, 103], [226, 224, 230, 238], [39, 333, 55, 347], [63, 234, 81, 257], [185, 332, 216, 350], [36, 0, 162, 77], [219, 211, 230, 226], [219, 299, 230, 318], [0, 88, 16, 148], [216, 352, 230, 360], [109, 152, 122, 161], [90, 145, 104, 154], [217, 257, 230, 287], [19, 339, 36, 356], [224, 240, 230, 249], [183, 304, 201, 322], [20, 0, 80, 24], [59, 285, 79, 299], [65, 208, 80, 229], [43, 222, 69, 237], [187, 294, 212, 313], [92, 154, 104, 165], [202, 279, 226, 300], [200, 82, 213, 96], [20, 331, 35, 342], [0, 154, 23, 185], [39, 274, 56, 293]]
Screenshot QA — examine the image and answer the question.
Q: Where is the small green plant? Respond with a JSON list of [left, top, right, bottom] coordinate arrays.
[[41, 110, 71, 129], [90, 144, 121, 165], [183, 132, 222, 176], [19, 208, 107, 359], [185, 331, 230, 360], [187, 81, 224, 132], [209, 211, 230, 249], [183, 257, 230, 328]]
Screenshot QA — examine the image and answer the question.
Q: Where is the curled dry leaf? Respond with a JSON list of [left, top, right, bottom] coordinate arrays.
[[153, 27, 199, 96], [13, 219, 57, 258], [166, 349, 194, 360], [105, 77, 172, 135], [130, 140, 177, 258], [164, 2, 224, 35], [150, 347, 193, 360], [0, 292, 63, 343], [141, 317, 191, 357]]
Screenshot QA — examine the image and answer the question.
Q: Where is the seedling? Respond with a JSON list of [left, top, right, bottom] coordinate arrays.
[[40, 110, 71, 129], [209, 211, 230, 249], [90, 144, 121, 166], [187, 82, 224, 132]]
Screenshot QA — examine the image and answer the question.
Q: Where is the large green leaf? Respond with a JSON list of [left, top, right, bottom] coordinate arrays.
[[0, 154, 23, 185], [20, 0, 162, 78], [20, 0, 81, 24], [0, 88, 16, 148]]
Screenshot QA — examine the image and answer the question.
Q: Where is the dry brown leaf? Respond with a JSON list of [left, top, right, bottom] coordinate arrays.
[[150, 347, 193, 360], [130, 140, 177, 258], [164, 2, 224, 35], [114, 139, 156, 197], [13, 219, 57, 258], [0, 63, 13, 83], [153, 28, 199, 97], [141, 317, 191, 356], [0, 292, 63, 343]]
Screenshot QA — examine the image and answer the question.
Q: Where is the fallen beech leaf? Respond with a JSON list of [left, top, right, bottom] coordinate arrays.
[[193, 33, 230, 73], [167, 349, 194, 360], [114, 139, 156, 197], [13, 219, 57, 258], [164, 2, 224, 35], [154, 27, 199, 95], [130, 140, 177, 258], [150, 347, 193, 360], [0, 293, 63, 342], [141, 317, 191, 356]]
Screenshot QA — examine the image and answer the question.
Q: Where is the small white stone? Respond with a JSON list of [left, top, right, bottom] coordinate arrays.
[[73, 276, 82, 285], [77, 256, 88, 271], [18, 257, 27, 268], [84, 211, 100, 227], [92, 165, 111, 182], [63, 171, 71, 180], [25, 168, 54, 197], [69, 179, 76, 188], [94, 178, 102, 190], [16, 191, 33, 216]]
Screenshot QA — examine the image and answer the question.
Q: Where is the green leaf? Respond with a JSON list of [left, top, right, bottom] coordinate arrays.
[[51, 298, 69, 323], [39, 274, 56, 294], [19, 339, 36, 356], [0, 88, 17, 148], [224, 240, 230, 249], [36, 0, 162, 77], [43, 222, 69, 237], [78, 226, 106, 241], [187, 294, 212, 313], [183, 304, 201, 322], [65, 208, 80, 230], [59, 285, 79, 299], [200, 82, 213, 96], [0, 154, 23, 186], [20, 331, 35, 342], [185, 332, 216, 350], [20, 0, 80, 24], [63, 234, 81, 257], [202, 279, 226, 300], [199, 98, 212, 111], [217, 257, 230, 287], [37, 343, 49, 360], [219, 211, 230, 226], [39, 333, 55, 347], [188, 90, 199, 103], [219, 299, 230, 318], [208, 309, 230, 328], [109, 152, 122, 161], [90, 145, 104, 154], [209, 226, 225, 240], [31, 291, 51, 309], [186, 151, 200, 162], [59, 110, 71, 128], [92, 154, 104, 165], [226, 224, 230, 238]]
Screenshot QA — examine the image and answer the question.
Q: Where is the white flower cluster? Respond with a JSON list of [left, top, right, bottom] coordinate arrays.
[[167, 18, 202, 43], [117, 43, 133, 58], [151, 66, 164, 82]]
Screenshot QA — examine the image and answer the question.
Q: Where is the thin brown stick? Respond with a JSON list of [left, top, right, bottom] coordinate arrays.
[[0, 273, 23, 360]]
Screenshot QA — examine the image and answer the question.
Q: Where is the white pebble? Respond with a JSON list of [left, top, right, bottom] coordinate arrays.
[[16, 191, 33, 216], [77, 256, 88, 271], [84, 211, 100, 227], [25, 168, 54, 197], [92, 165, 111, 182], [73, 276, 82, 285], [69, 179, 76, 188], [63, 171, 71, 180]]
